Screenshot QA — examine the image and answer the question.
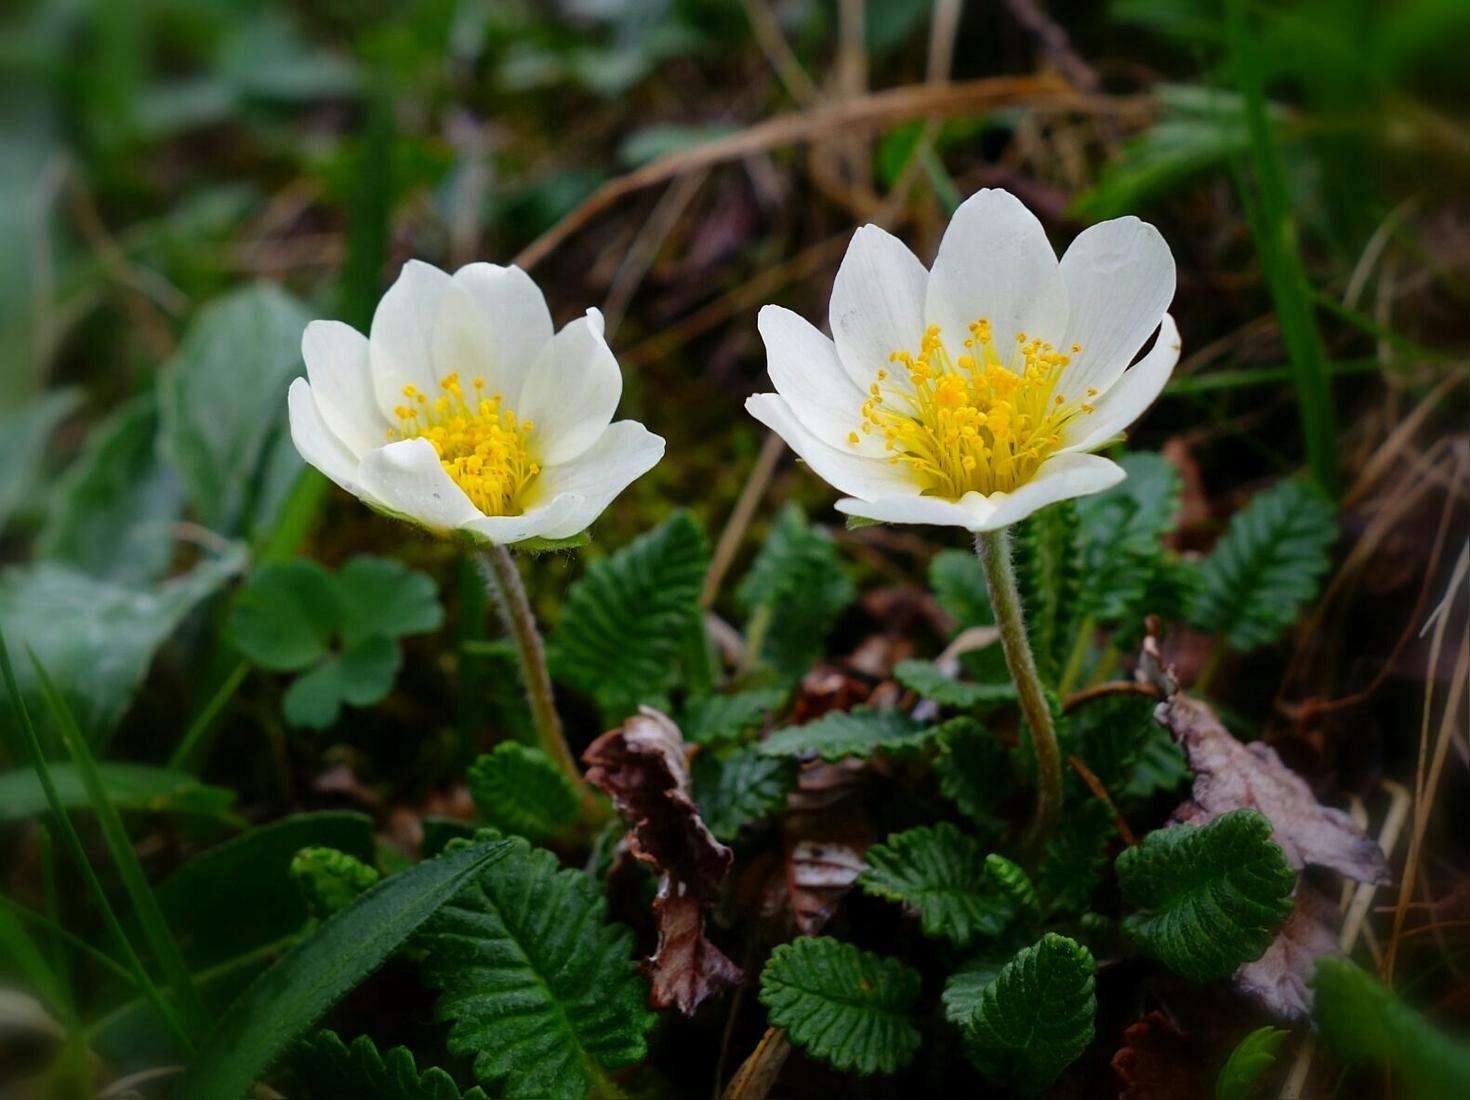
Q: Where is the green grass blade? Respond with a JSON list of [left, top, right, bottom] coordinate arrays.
[[1225, 0, 1339, 495], [0, 625, 194, 1053], [27, 651, 209, 1035], [180, 836, 513, 1100]]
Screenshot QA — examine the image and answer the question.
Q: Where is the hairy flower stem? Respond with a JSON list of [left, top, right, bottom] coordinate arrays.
[[475, 546, 606, 826], [975, 529, 1063, 852]]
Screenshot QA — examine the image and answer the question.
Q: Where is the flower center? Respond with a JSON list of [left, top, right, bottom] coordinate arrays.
[[853, 319, 1096, 498], [389, 373, 540, 516]]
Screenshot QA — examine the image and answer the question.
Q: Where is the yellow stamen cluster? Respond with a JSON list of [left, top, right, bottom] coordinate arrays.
[[389, 373, 539, 516], [857, 319, 1091, 498]]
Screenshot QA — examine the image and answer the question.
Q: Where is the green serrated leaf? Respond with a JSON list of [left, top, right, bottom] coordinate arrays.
[[985, 855, 1040, 923], [230, 561, 345, 672], [1067, 693, 1159, 797], [1014, 501, 1081, 684], [418, 834, 653, 1099], [860, 823, 1013, 946], [928, 548, 993, 631], [894, 659, 1016, 710], [1186, 479, 1336, 651], [690, 746, 792, 842], [291, 1031, 489, 1100], [941, 950, 1011, 1025], [1124, 725, 1190, 801], [1215, 1025, 1287, 1100], [680, 687, 786, 745], [1037, 799, 1115, 916], [336, 556, 443, 644], [549, 511, 708, 722], [291, 848, 381, 921], [1118, 809, 1296, 982], [466, 744, 579, 841], [958, 933, 1097, 1093], [758, 707, 936, 761], [180, 837, 513, 1100], [935, 718, 1011, 836], [1074, 452, 1180, 624], [737, 504, 855, 678], [759, 936, 922, 1075], [1312, 957, 1470, 1100]]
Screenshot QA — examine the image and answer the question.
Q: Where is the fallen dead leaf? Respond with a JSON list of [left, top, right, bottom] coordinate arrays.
[[1233, 883, 1342, 1022], [1110, 1011, 1210, 1100], [584, 707, 742, 1013], [1158, 693, 1390, 883], [784, 758, 872, 934]]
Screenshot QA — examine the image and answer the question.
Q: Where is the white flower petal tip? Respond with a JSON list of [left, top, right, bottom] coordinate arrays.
[[749, 189, 1178, 531], [289, 260, 661, 546]]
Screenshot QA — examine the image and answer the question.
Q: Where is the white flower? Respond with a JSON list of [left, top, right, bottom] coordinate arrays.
[[746, 189, 1180, 532], [288, 260, 665, 545]]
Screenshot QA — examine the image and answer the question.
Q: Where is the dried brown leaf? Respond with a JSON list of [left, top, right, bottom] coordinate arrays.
[[784, 758, 872, 934], [1158, 693, 1390, 883], [1110, 1011, 1209, 1100], [1233, 883, 1342, 1022], [583, 707, 742, 1013]]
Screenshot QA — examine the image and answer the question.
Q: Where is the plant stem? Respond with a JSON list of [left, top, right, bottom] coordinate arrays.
[[168, 659, 249, 771], [974, 529, 1063, 849], [475, 546, 605, 825]]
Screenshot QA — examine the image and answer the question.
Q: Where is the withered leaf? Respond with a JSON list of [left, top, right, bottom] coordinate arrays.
[[1234, 883, 1341, 1022], [784, 758, 872, 935], [1110, 1011, 1210, 1100], [1158, 693, 1389, 883], [583, 707, 742, 1013]]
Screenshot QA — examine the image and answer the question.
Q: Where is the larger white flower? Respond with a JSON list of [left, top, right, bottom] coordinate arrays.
[[288, 260, 665, 545], [746, 189, 1180, 532]]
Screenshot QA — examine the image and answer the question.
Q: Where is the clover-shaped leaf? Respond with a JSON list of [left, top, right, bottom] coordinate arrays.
[[229, 556, 441, 729]]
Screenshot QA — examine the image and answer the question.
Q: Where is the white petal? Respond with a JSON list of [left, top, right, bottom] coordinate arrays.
[[302, 320, 383, 457], [975, 453, 1126, 531], [1057, 215, 1176, 399], [926, 188, 1067, 359], [288, 378, 363, 496], [1062, 314, 1180, 453], [529, 420, 665, 538], [354, 437, 481, 533], [759, 305, 880, 456], [517, 310, 622, 465], [828, 224, 929, 392], [745, 392, 915, 500], [429, 278, 497, 389], [460, 493, 588, 546], [452, 262, 554, 401], [369, 260, 453, 419], [835, 492, 993, 530]]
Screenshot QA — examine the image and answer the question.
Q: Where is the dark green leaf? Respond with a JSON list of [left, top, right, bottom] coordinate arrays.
[[229, 561, 345, 672], [935, 718, 1011, 836], [1186, 479, 1336, 651], [336, 556, 442, 644], [859, 823, 1013, 946], [680, 687, 786, 745], [758, 707, 937, 761], [0, 390, 81, 538], [157, 283, 314, 538], [957, 933, 1097, 1093], [1037, 799, 1116, 916], [181, 837, 513, 1100], [894, 659, 1016, 710], [1014, 501, 1081, 683], [1118, 810, 1297, 982], [283, 661, 346, 729], [759, 936, 922, 1075], [466, 743, 579, 841], [1312, 957, 1470, 1100], [690, 746, 792, 842], [736, 504, 855, 678], [37, 395, 183, 585], [549, 511, 708, 722], [0, 762, 236, 823], [928, 548, 993, 630], [418, 835, 653, 1099], [1074, 452, 1180, 624], [336, 635, 401, 706], [291, 1031, 489, 1100]]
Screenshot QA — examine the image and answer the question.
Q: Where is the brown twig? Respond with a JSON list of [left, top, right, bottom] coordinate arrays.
[[1066, 753, 1139, 847], [720, 1026, 791, 1100], [702, 431, 787, 608], [1061, 679, 1163, 714]]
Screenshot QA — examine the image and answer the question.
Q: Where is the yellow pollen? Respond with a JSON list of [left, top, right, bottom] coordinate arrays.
[[856, 318, 1093, 498], [392, 376, 540, 516]]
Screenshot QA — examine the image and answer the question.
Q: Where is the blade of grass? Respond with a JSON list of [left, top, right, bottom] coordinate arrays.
[[0, 896, 73, 1023], [1225, 0, 1339, 495], [167, 659, 249, 772], [0, 626, 194, 1054], [0, 893, 138, 990], [1164, 358, 1380, 395], [28, 651, 208, 1036]]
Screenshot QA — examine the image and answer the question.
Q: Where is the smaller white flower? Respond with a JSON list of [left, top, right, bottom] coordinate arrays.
[[746, 189, 1181, 532], [288, 260, 665, 545]]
